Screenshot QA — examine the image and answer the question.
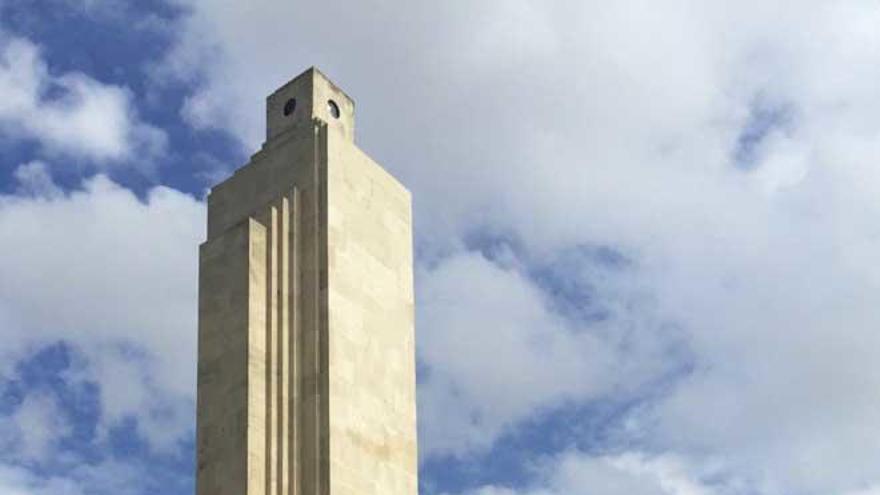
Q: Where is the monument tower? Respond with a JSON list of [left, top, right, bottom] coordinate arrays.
[[196, 68, 417, 495]]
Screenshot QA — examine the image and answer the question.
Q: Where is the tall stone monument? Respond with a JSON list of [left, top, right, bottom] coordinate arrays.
[[196, 68, 417, 495]]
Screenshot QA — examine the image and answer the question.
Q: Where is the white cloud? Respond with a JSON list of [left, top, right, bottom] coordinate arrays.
[[417, 250, 675, 457], [0, 167, 204, 450], [417, 251, 611, 456], [453, 451, 717, 495], [0, 464, 83, 495], [0, 35, 166, 167], [844, 487, 880, 495], [13, 161, 62, 198], [0, 458, 152, 495], [0, 391, 71, 464]]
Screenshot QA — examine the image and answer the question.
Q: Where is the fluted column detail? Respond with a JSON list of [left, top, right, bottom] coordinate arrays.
[[252, 187, 306, 495]]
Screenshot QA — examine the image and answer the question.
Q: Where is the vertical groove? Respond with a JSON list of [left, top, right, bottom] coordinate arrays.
[[289, 188, 299, 495], [262, 210, 273, 494], [278, 196, 290, 495], [318, 122, 330, 495], [266, 205, 279, 495], [314, 123, 324, 495]]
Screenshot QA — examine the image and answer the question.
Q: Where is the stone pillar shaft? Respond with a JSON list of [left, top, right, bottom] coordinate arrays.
[[196, 68, 417, 495]]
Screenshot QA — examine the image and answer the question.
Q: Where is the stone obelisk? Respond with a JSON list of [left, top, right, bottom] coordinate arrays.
[[196, 68, 417, 495]]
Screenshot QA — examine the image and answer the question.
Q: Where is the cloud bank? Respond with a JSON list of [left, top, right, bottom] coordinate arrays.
[[1, 1, 880, 494], [0, 34, 166, 167], [160, 1, 880, 493], [0, 165, 204, 448]]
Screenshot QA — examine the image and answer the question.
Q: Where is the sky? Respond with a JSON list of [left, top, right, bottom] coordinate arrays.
[[0, 1, 879, 494]]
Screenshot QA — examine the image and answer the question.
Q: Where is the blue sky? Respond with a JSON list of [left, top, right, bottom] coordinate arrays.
[[1, 1, 880, 495]]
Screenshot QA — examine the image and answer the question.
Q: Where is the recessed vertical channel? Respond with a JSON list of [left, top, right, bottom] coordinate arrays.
[[266, 204, 279, 495], [278, 195, 290, 495], [289, 187, 300, 495]]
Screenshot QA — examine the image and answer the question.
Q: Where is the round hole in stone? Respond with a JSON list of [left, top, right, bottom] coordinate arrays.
[[283, 98, 296, 116], [327, 99, 340, 119]]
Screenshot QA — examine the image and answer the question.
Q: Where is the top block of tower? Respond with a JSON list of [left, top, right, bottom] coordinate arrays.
[[266, 67, 355, 142]]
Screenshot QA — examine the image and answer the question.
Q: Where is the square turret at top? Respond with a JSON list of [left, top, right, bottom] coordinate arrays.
[[266, 67, 355, 142]]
